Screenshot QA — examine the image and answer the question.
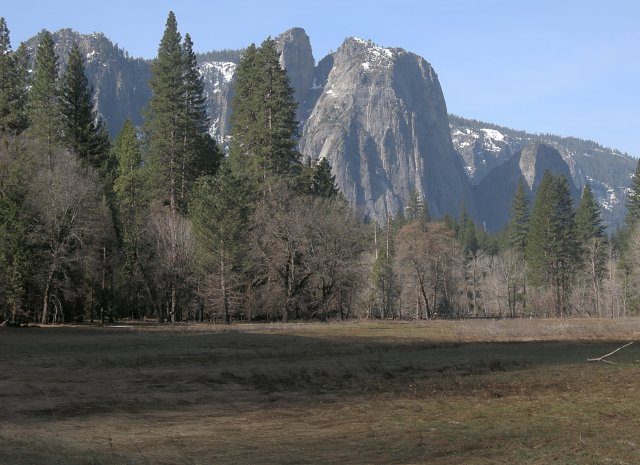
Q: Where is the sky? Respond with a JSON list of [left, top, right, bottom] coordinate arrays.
[[3, 0, 640, 157]]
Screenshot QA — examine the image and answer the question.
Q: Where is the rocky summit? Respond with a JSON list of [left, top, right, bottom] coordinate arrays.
[[299, 37, 473, 222], [473, 143, 579, 232]]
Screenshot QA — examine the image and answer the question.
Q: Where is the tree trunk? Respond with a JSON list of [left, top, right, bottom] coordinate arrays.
[[41, 268, 55, 325], [420, 283, 431, 319], [170, 284, 176, 323], [221, 253, 229, 325]]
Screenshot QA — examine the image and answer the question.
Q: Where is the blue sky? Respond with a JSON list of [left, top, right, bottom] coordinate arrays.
[[3, 0, 640, 157]]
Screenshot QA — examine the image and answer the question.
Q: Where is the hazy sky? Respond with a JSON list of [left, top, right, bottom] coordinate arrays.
[[4, 0, 639, 156]]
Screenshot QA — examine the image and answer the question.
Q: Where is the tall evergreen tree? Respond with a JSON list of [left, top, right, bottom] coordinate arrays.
[[575, 183, 607, 315], [576, 184, 605, 245], [27, 30, 63, 153], [143, 12, 215, 321], [113, 120, 145, 249], [145, 12, 214, 213], [0, 138, 32, 322], [505, 177, 530, 315], [60, 43, 110, 170], [406, 188, 430, 228], [526, 172, 578, 316], [507, 177, 529, 254], [190, 162, 250, 323], [457, 202, 478, 256], [229, 38, 300, 189], [112, 120, 148, 314], [180, 32, 220, 205], [625, 159, 640, 228], [0, 18, 27, 134], [144, 11, 184, 212]]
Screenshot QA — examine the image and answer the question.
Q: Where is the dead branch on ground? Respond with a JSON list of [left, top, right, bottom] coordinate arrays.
[[588, 342, 634, 365]]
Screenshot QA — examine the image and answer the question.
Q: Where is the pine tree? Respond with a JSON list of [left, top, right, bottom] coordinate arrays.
[[61, 43, 110, 170], [575, 183, 607, 315], [190, 161, 250, 323], [625, 159, 640, 228], [113, 120, 145, 242], [112, 120, 147, 311], [406, 188, 430, 228], [180, 32, 220, 205], [0, 18, 27, 134], [457, 202, 478, 256], [144, 12, 184, 212], [229, 38, 300, 189], [576, 184, 605, 244], [526, 172, 578, 316], [308, 157, 339, 198], [145, 12, 214, 213], [505, 177, 530, 315], [0, 144, 31, 322], [507, 177, 529, 254], [27, 30, 63, 153]]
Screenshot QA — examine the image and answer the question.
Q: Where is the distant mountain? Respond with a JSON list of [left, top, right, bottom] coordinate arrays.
[[450, 115, 636, 230], [27, 28, 636, 230], [24, 29, 151, 136], [473, 144, 579, 232]]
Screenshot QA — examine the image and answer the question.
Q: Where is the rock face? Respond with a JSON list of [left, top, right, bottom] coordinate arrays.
[[276, 28, 315, 120], [25, 29, 152, 136], [451, 122, 522, 184], [473, 144, 579, 232], [200, 60, 236, 150], [300, 38, 473, 221], [451, 115, 636, 230]]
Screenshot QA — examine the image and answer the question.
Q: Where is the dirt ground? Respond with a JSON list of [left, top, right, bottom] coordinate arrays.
[[2, 319, 640, 464]]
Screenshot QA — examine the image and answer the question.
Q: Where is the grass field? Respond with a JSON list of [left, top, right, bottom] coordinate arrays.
[[2, 319, 640, 464]]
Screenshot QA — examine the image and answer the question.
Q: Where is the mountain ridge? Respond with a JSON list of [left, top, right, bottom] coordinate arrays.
[[21, 27, 636, 230]]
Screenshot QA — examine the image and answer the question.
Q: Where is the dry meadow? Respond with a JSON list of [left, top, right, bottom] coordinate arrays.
[[2, 319, 640, 464]]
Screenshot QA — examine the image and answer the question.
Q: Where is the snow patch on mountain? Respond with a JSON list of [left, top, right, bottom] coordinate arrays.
[[200, 61, 236, 94]]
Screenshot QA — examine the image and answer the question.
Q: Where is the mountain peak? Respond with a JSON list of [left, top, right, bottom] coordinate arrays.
[[276, 27, 314, 116], [300, 35, 471, 222]]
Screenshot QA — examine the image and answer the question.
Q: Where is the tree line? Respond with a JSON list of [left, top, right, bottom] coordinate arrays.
[[2, 13, 640, 325]]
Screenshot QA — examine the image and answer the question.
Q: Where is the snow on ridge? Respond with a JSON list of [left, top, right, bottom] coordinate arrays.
[[200, 61, 236, 84], [480, 128, 505, 142]]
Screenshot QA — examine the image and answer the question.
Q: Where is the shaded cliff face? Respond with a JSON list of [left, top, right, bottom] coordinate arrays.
[[198, 27, 313, 147], [200, 60, 236, 150], [276, 27, 315, 120], [473, 143, 579, 232], [451, 124, 521, 184], [300, 38, 472, 222], [25, 29, 152, 136], [451, 115, 636, 230]]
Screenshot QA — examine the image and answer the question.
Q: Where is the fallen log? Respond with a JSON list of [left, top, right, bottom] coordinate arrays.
[[588, 342, 634, 365]]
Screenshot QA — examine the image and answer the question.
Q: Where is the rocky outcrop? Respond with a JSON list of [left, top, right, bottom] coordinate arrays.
[[276, 28, 315, 120], [473, 143, 579, 232], [451, 115, 636, 230], [300, 38, 473, 222], [450, 123, 522, 184], [25, 29, 152, 136], [200, 61, 236, 149]]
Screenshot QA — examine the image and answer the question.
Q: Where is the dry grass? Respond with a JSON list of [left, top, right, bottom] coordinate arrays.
[[2, 319, 640, 464]]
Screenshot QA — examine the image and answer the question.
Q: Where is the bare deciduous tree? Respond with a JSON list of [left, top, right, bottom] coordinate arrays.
[[395, 221, 464, 319], [148, 206, 194, 322], [29, 150, 109, 324]]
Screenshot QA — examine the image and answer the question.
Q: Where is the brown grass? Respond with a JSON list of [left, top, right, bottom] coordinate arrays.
[[2, 319, 640, 464]]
